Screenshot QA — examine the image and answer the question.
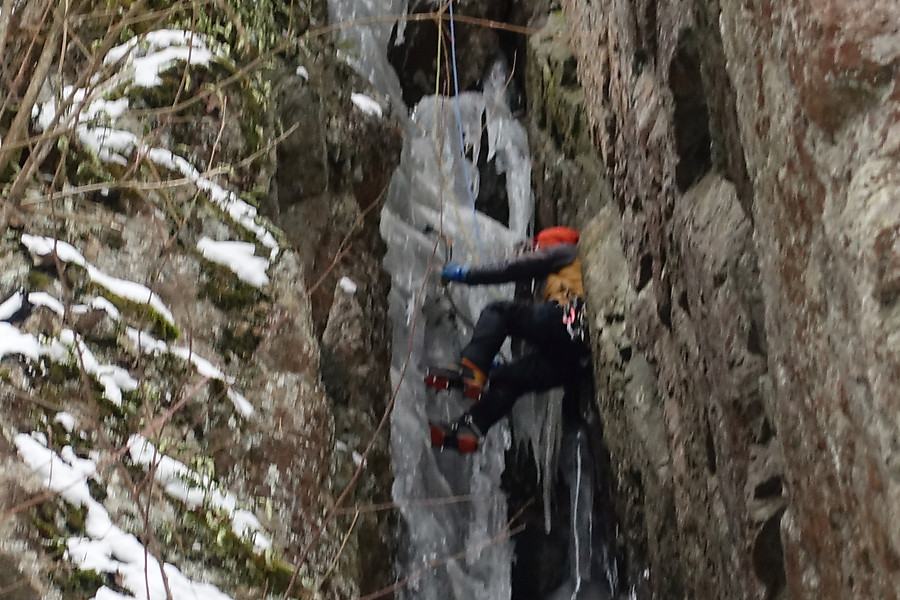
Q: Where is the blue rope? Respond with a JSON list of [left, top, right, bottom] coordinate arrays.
[[447, 0, 485, 259]]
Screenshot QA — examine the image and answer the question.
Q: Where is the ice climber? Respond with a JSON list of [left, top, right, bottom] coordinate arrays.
[[426, 225, 591, 453]]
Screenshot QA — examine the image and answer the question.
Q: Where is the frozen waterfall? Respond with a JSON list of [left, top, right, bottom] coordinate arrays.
[[380, 71, 532, 599], [326, 0, 623, 597]]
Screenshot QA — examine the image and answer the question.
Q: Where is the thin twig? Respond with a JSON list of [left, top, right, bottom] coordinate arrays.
[[206, 94, 228, 173], [140, 446, 175, 600], [306, 187, 387, 296], [0, 0, 17, 68], [3, 0, 150, 220], [21, 119, 300, 206], [318, 509, 360, 589], [0, 0, 53, 122], [0, 0, 64, 180]]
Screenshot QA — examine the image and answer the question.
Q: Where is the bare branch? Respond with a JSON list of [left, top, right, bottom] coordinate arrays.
[[0, 0, 64, 179], [2, 0, 151, 224], [0, 0, 17, 68], [318, 509, 360, 590]]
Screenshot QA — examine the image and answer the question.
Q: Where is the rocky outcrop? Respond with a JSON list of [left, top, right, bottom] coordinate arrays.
[[552, 0, 900, 598], [526, 10, 613, 230], [4, 0, 896, 598], [264, 45, 402, 597], [0, 2, 399, 598], [719, 3, 900, 597]]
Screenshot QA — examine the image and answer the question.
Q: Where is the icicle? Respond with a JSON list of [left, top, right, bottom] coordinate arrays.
[[510, 389, 563, 533]]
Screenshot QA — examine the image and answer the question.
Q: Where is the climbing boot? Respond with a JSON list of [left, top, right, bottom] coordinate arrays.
[[424, 358, 486, 400], [429, 414, 483, 454]]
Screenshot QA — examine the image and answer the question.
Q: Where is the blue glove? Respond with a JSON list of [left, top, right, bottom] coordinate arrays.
[[440, 263, 468, 283]]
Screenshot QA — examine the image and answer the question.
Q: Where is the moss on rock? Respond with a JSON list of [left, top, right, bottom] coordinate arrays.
[[29, 500, 107, 599], [198, 261, 264, 312], [81, 282, 180, 341]]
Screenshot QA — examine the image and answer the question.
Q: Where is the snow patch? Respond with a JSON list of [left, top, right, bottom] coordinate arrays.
[[128, 435, 271, 553], [29, 28, 281, 263], [147, 148, 279, 260], [0, 290, 23, 320], [20, 234, 176, 327], [55, 412, 77, 432], [1, 286, 247, 416], [19, 234, 86, 265], [351, 93, 383, 117], [28, 291, 66, 316], [69, 296, 123, 320], [0, 322, 41, 360], [226, 389, 254, 418], [15, 433, 236, 600], [105, 29, 216, 88], [56, 328, 139, 406], [126, 328, 253, 417], [197, 237, 269, 287], [338, 276, 358, 294]]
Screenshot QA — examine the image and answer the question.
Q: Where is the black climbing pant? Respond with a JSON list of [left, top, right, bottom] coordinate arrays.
[[460, 300, 590, 434]]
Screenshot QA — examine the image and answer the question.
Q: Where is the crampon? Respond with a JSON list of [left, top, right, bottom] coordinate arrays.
[[424, 367, 483, 400], [429, 422, 480, 454]]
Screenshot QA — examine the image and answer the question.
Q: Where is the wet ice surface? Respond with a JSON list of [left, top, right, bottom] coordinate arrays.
[[381, 95, 619, 597], [326, 0, 626, 595], [381, 81, 528, 599], [380, 97, 624, 597], [321, 2, 521, 592]]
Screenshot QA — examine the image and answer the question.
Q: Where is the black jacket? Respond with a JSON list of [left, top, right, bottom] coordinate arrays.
[[463, 244, 583, 304], [463, 244, 578, 285]]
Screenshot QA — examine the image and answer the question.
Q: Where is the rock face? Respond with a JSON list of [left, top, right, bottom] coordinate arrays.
[[4, 0, 897, 598], [264, 50, 402, 595], [550, 0, 900, 598], [0, 2, 399, 598]]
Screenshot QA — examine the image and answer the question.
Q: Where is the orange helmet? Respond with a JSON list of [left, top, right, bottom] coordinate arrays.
[[533, 226, 580, 249]]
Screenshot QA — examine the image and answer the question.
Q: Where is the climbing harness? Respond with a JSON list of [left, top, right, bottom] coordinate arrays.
[[561, 297, 588, 345]]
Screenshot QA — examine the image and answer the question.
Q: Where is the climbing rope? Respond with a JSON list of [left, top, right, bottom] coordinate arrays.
[[446, 0, 485, 259], [430, 0, 515, 326]]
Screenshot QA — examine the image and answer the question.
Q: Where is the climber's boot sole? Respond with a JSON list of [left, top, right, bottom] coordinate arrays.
[[424, 368, 482, 400], [429, 423, 479, 454]]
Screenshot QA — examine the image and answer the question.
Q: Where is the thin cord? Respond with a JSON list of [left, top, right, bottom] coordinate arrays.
[[447, 0, 485, 260]]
